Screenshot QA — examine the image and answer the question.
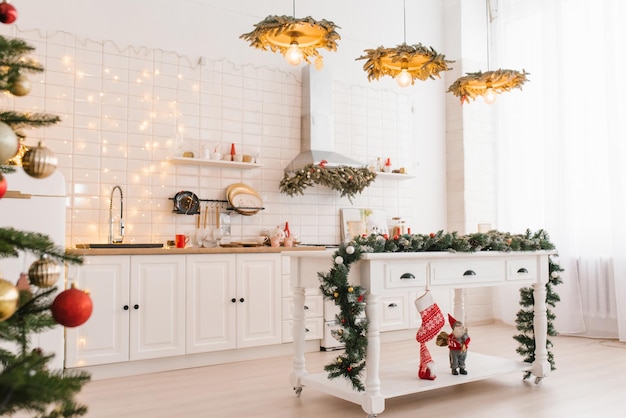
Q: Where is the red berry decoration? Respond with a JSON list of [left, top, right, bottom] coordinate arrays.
[[51, 283, 93, 327], [0, 172, 7, 199], [0, 1, 17, 24], [429, 232, 436, 238]]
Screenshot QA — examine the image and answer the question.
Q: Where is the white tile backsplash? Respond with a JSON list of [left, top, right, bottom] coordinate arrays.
[[2, 27, 424, 247]]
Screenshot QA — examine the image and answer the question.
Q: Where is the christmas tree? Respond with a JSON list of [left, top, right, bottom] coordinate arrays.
[[0, 28, 91, 417]]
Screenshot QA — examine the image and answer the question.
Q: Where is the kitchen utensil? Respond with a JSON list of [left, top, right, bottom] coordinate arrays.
[[172, 190, 200, 214]]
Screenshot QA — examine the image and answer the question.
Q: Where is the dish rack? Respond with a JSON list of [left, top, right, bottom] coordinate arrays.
[[168, 197, 265, 215], [170, 183, 265, 216]]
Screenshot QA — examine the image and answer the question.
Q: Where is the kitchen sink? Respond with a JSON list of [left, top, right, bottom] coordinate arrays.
[[76, 243, 164, 249]]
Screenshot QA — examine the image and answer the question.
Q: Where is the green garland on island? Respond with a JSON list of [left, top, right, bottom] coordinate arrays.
[[279, 163, 376, 202], [318, 229, 562, 391]]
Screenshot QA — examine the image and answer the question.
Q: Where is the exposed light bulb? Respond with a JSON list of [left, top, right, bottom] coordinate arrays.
[[396, 69, 412, 88], [483, 88, 497, 104], [285, 43, 303, 66]]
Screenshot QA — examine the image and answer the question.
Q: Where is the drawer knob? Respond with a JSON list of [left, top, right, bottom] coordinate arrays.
[[304, 305, 309, 310], [388, 303, 398, 308], [231, 298, 237, 303], [400, 273, 415, 280], [239, 298, 245, 303], [517, 267, 529, 274], [463, 270, 476, 276], [123, 305, 129, 311], [133, 304, 139, 310]]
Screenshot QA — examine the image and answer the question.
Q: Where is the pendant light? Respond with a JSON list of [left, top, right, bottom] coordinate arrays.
[[447, 0, 529, 104], [357, 0, 453, 87], [240, 1, 340, 70]]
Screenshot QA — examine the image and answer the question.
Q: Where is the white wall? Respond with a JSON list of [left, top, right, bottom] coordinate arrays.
[[2, 0, 449, 245]]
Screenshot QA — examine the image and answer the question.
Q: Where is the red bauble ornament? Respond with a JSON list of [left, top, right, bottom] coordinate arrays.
[[51, 284, 93, 327], [0, 1, 17, 24], [429, 232, 436, 238], [0, 172, 6, 199]]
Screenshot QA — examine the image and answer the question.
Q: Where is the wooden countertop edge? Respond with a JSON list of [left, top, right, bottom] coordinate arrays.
[[66, 246, 328, 256]]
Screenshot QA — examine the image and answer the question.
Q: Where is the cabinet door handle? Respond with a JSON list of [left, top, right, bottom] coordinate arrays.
[[305, 328, 310, 333], [517, 267, 529, 274], [239, 298, 245, 303], [463, 270, 476, 276], [133, 304, 139, 310], [123, 305, 129, 311], [388, 303, 398, 308], [231, 298, 237, 303], [304, 305, 309, 310], [400, 273, 415, 280]]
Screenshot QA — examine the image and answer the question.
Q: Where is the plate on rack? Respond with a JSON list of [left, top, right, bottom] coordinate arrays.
[[226, 183, 263, 216]]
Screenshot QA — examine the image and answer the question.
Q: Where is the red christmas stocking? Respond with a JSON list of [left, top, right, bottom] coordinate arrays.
[[415, 290, 444, 380]]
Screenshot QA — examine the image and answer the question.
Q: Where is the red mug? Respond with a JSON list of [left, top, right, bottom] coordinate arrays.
[[175, 234, 189, 248]]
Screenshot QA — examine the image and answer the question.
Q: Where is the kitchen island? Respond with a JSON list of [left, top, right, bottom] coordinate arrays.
[[286, 250, 553, 418]]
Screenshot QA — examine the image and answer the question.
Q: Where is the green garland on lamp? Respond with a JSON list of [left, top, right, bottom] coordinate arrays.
[[279, 163, 376, 202], [319, 229, 561, 392]]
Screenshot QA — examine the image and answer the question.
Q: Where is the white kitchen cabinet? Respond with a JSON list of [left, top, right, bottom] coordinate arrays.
[[185, 253, 281, 353], [65, 255, 185, 367]]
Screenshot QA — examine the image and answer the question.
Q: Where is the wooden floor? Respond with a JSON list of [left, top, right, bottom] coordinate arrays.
[[76, 322, 626, 418]]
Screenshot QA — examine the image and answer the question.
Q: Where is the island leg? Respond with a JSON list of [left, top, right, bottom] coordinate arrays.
[[290, 284, 308, 395], [362, 292, 385, 416], [453, 288, 465, 323], [531, 280, 550, 382]]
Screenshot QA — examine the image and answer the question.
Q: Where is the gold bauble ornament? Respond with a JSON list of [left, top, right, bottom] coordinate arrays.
[[0, 278, 19, 322], [0, 121, 19, 164], [9, 74, 32, 96], [22, 141, 57, 179], [28, 255, 61, 288]]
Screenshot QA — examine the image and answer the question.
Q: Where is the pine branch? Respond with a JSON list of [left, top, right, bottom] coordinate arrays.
[[0, 227, 82, 265]]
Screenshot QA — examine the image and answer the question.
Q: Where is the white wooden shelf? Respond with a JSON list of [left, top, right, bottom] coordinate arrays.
[[375, 172, 414, 179], [168, 157, 262, 169], [301, 352, 528, 405]]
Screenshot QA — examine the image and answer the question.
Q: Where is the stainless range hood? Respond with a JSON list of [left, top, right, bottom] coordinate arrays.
[[286, 65, 365, 172]]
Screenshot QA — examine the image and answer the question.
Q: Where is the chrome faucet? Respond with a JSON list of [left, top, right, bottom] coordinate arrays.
[[109, 185, 125, 244]]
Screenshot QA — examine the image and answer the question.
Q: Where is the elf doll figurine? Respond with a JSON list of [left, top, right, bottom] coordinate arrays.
[[446, 314, 470, 375]]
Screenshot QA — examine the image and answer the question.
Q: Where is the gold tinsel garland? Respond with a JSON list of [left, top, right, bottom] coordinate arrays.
[[279, 164, 376, 202]]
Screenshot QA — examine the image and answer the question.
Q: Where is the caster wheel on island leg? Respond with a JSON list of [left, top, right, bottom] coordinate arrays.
[[534, 377, 543, 386], [366, 414, 378, 418], [294, 386, 303, 397]]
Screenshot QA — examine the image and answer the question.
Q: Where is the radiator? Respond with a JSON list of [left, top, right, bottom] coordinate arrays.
[[576, 256, 618, 337]]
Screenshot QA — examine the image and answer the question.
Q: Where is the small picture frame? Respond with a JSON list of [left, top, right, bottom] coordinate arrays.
[[340, 208, 389, 242]]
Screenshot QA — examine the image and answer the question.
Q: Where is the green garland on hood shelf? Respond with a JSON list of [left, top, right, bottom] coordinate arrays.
[[319, 229, 562, 392], [279, 162, 376, 202]]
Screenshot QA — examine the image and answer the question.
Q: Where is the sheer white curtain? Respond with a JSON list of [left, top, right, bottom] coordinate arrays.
[[493, 0, 626, 340]]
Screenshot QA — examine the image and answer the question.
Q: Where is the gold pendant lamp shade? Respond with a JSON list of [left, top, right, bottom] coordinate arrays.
[[447, 0, 529, 104], [447, 69, 529, 104], [357, 0, 453, 87], [357, 42, 453, 87], [240, 13, 341, 70]]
